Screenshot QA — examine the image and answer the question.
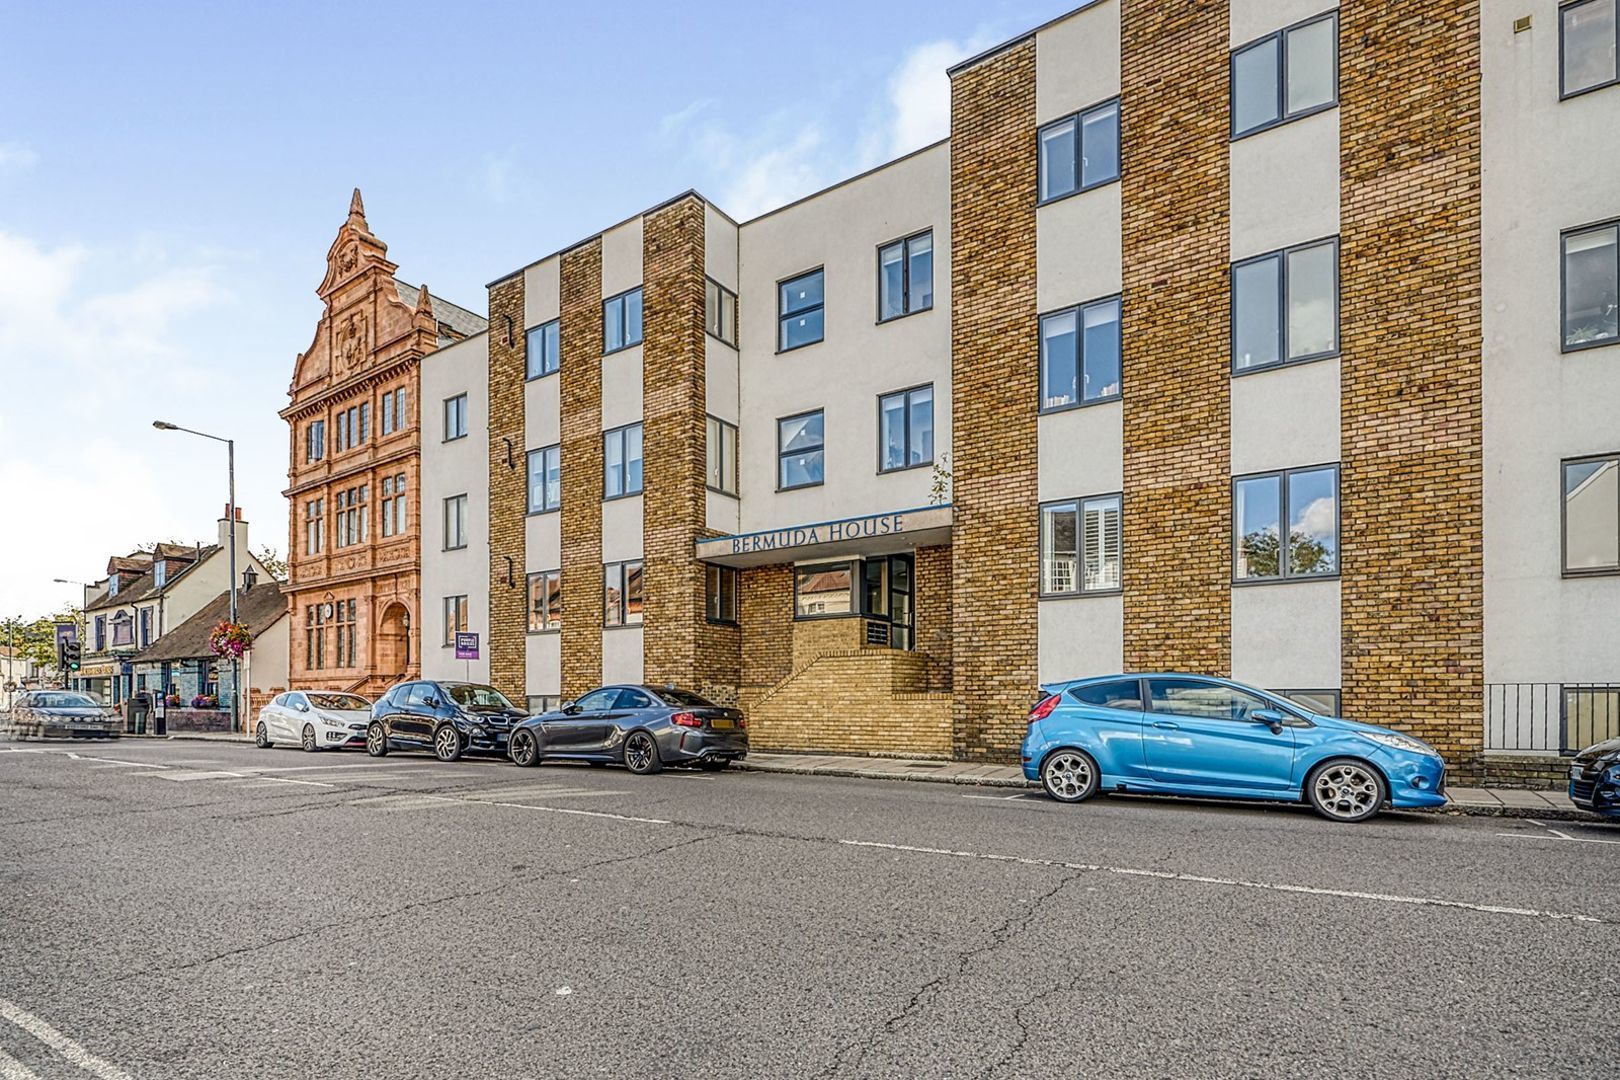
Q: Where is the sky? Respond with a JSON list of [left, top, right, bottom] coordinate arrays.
[[0, 0, 1065, 620]]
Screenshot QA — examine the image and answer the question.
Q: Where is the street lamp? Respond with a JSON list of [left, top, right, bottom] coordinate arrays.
[[153, 420, 240, 732]]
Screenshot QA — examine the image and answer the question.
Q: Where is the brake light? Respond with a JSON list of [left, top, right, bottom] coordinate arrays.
[[1028, 695, 1060, 726], [671, 712, 702, 728]]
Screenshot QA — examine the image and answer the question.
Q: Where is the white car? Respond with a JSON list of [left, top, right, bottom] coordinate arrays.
[[255, 691, 373, 752]]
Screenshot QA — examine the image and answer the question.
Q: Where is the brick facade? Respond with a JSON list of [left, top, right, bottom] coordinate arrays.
[[1338, 1, 1484, 766], [1119, 0, 1232, 676], [913, 544, 953, 693], [948, 40, 1040, 762], [487, 274, 527, 702], [559, 241, 606, 699]]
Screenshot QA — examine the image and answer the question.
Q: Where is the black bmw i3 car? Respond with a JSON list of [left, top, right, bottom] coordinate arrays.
[[508, 685, 747, 774], [366, 680, 526, 762]]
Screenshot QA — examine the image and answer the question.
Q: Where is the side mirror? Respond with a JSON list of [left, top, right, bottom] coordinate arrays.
[[561, 701, 579, 714], [1252, 709, 1286, 734], [296, 702, 310, 712]]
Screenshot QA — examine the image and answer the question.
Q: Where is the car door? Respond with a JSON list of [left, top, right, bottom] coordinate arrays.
[[1064, 679, 1150, 780], [592, 687, 652, 753], [1141, 677, 1296, 792], [546, 688, 618, 754], [393, 683, 433, 746], [281, 692, 310, 741]]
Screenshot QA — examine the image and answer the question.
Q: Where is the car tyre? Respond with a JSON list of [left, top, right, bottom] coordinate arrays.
[[255, 721, 273, 749], [623, 731, 662, 775], [1306, 758, 1386, 823], [510, 728, 540, 768], [366, 722, 389, 757], [434, 724, 465, 763], [699, 759, 731, 772], [1040, 748, 1100, 804], [301, 723, 318, 752]]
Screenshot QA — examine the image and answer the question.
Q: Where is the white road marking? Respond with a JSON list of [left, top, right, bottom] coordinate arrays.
[[235, 776, 335, 788], [962, 793, 1036, 802], [415, 794, 668, 825], [1528, 818, 1578, 841], [0, 997, 132, 1080], [149, 771, 245, 782], [1496, 831, 1620, 847], [838, 839, 1604, 925], [0, 1045, 39, 1080]]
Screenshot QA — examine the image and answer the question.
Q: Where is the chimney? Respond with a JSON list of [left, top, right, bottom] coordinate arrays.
[[217, 506, 250, 560]]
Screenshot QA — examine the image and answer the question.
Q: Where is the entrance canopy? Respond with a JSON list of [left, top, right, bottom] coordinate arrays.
[[696, 505, 952, 568]]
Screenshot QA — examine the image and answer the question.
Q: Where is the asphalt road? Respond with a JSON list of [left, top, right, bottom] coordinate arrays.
[[1, 738, 1615, 1080]]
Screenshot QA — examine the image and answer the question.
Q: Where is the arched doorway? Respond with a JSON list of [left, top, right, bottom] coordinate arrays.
[[376, 603, 411, 679]]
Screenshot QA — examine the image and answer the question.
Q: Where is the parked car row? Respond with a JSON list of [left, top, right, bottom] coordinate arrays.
[[4, 691, 121, 739]]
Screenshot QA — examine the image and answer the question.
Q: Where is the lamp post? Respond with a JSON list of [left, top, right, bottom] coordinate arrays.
[[153, 421, 240, 732]]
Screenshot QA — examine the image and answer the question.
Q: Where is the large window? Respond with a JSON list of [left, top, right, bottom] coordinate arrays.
[[706, 565, 739, 624], [706, 416, 738, 495], [443, 595, 468, 647], [603, 423, 644, 499], [443, 494, 467, 551], [1233, 238, 1338, 372], [139, 607, 152, 648], [1562, 0, 1619, 98], [306, 420, 325, 463], [778, 410, 825, 490], [794, 562, 854, 618], [878, 231, 934, 321], [705, 279, 738, 346], [304, 497, 325, 555], [528, 570, 562, 632], [381, 387, 407, 436], [334, 599, 357, 668], [527, 445, 561, 514], [779, 269, 825, 351], [335, 485, 368, 548], [1233, 465, 1339, 582], [527, 319, 560, 379], [1231, 12, 1338, 138], [1041, 296, 1122, 410], [1041, 494, 1122, 595], [444, 394, 468, 441], [603, 288, 644, 354], [1564, 454, 1620, 575], [878, 385, 934, 472], [305, 605, 327, 669], [335, 403, 369, 452], [604, 561, 644, 626], [380, 474, 407, 537], [1563, 221, 1619, 351], [1038, 98, 1121, 202]]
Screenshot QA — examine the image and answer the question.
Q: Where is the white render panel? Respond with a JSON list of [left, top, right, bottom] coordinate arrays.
[[525, 632, 561, 698], [706, 490, 740, 535], [602, 627, 644, 684], [1230, 0, 1338, 46], [705, 336, 740, 425], [525, 369, 561, 451], [1036, 184, 1123, 312], [1037, 402, 1123, 502], [1229, 359, 1340, 476], [1035, 0, 1121, 125], [523, 257, 560, 330], [1038, 596, 1124, 683], [1229, 109, 1341, 261], [1230, 581, 1341, 691], [601, 346, 644, 431], [705, 204, 739, 293], [600, 217, 644, 300], [525, 512, 561, 576], [601, 496, 644, 564]]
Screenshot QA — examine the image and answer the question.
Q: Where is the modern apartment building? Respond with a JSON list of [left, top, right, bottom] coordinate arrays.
[[418, 0, 1619, 780]]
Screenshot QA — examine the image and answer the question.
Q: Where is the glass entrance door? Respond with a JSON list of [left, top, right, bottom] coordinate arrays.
[[888, 554, 914, 650]]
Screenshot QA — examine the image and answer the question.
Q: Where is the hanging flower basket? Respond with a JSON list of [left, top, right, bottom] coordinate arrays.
[[209, 621, 253, 660]]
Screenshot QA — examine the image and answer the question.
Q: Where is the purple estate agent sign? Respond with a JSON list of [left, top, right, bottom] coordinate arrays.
[[455, 632, 480, 661]]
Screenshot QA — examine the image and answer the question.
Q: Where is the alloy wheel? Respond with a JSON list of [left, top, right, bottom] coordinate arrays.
[[435, 726, 463, 762], [301, 724, 317, 752], [624, 732, 659, 775], [511, 730, 538, 767], [1312, 762, 1381, 821], [254, 722, 269, 749], [366, 723, 388, 757], [1042, 751, 1095, 803]]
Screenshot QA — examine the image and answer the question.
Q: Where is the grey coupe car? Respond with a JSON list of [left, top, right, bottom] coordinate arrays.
[[508, 685, 748, 774], [8, 691, 121, 739]]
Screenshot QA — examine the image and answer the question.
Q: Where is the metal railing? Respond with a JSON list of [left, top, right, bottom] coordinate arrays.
[[1485, 683, 1620, 755]]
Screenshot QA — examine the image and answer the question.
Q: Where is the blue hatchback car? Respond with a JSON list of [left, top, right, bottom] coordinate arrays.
[[1022, 673, 1447, 822]]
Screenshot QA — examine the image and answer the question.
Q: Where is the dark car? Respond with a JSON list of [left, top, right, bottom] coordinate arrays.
[[508, 685, 747, 774], [366, 680, 525, 762], [8, 691, 121, 739], [1568, 736, 1620, 818]]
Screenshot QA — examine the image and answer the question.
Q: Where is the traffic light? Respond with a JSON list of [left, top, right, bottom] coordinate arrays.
[[63, 641, 81, 672]]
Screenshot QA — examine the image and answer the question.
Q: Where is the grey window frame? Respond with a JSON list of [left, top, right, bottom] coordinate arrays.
[[705, 278, 738, 346], [527, 569, 562, 633], [1036, 96, 1122, 204], [876, 230, 935, 323], [527, 443, 562, 515], [1560, 0, 1620, 99], [776, 408, 826, 491], [442, 595, 468, 648], [777, 267, 825, 353], [706, 415, 739, 496], [705, 564, 740, 625], [443, 494, 468, 552], [443, 393, 468, 442], [602, 287, 644, 355], [876, 384, 935, 474], [1230, 11, 1340, 140], [1039, 294, 1123, 412], [603, 560, 644, 627], [1230, 237, 1340, 375], [602, 423, 645, 501], [1561, 452, 1620, 577], [792, 560, 857, 622], [1561, 217, 1620, 353], [527, 319, 561, 379], [1231, 463, 1341, 585], [1039, 492, 1124, 598]]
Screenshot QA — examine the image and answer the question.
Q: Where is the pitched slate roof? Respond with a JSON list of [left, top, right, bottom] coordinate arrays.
[[393, 279, 488, 345], [85, 545, 217, 612], [132, 582, 289, 663]]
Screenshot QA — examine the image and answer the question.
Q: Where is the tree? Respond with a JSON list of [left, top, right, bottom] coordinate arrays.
[[1238, 530, 1333, 579], [254, 546, 288, 581], [0, 609, 82, 668]]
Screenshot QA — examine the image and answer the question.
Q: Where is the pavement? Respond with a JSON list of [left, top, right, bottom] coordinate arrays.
[[1, 737, 1616, 1079]]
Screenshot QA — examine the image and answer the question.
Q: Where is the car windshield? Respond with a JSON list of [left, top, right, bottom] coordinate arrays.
[[31, 693, 100, 709], [307, 693, 370, 711], [447, 684, 517, 711], [650, 687, 718, 708]]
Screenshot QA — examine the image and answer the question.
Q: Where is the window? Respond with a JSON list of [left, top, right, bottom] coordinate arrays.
[[604, 561, 644, 626], [1038, 98, 1121, 202], [527, 445, 562, 513], [154, 561, 166, 588], [1233, 239, 1338, 372], [706, 416, 738, 495], [1068, 680, 1144, 711], [333, 599, 357, 668], [1041, 296, 1122, 409], [878, 385, 934, 472], [1279, 689, 1340, 716], [706, 565, 739, 624], [1231, 12, 1338, 138], [878, 231, 934, 321], [777, 410, 825, 490], [335, 486, 368, 548], [1563, 454, 1620, 574], [794, 562, 854, 618], [1041, 494, 1122, 595], [1148, 677, 1273, 721], [779, 269, 825, 351], [444, 394, 468, 441], [443, 494, 468, 550], [306, 420, 326, 463], [304, 498, 325, 555], [1563, 221, 1619, 351], [1234, 465, 1339, 582], [139, 607, 152, 648], [1562, 0, 1619, 97], [528, 570, 562, 632], [382, 390, 395, 436], [305, 604, 327, 669], [603, 424, 644, 499], [527, 319, 560, 379], [381, 474, 407, 537], [527, 695, 562, 714], [705, 279, 738, 346], [603, 288, 644, 353], [443, 595, 468, 647], [94, 616, 105, 651]]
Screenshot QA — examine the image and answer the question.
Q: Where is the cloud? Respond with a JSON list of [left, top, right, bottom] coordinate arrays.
[[0, 142, 37, 173], [1295, 497, 1337, 541], [876, 35, 996, 160]]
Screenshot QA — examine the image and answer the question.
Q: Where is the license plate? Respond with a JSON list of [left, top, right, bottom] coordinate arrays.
[[709, 718, 735, 730]]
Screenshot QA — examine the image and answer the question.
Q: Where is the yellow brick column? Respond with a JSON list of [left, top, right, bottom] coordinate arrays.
[[487, 276, 527, 701], [559, 240, 605, 699]]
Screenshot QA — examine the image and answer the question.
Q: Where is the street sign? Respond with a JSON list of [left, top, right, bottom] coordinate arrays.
[[454, 632, 480, 661]]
